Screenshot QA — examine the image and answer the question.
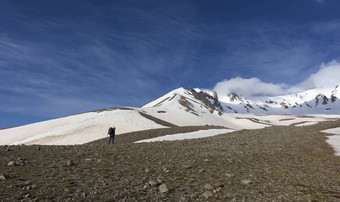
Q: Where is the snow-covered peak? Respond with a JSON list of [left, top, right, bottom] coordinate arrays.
[[141, 87, 185, 108]]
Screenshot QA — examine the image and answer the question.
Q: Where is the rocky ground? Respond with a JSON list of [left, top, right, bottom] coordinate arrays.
[[0, 122, 340, 201]]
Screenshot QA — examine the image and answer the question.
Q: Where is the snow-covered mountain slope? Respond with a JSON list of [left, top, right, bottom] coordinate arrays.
[[1, 86, 340, 145], [140, 87, 340, 129], [0, 108, 167, 145], [141, 88, 227, 127], [217, 85, 340, 114]]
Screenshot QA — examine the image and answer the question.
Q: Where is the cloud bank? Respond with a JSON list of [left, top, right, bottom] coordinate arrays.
[[296, 60, 340, 89], [214, 77, 287, 97], [214, 60, 340, 97]]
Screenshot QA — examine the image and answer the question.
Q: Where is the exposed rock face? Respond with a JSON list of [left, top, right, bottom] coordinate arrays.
[[259, 106, 267, 111], [227, 92, 242, 102], [213, 90, 218, 100], [225, 106, 238, 113], [315, 94, 331, 106], [178, 96, 199, 116], [331, 85, 338, 103], [246, 104, 254, 109], [322, 96, 329, 105], [331, 95, 337, 103], [265, 100, 277, 104], [186, 88, 224, 114], [280, 102, 288, 109]]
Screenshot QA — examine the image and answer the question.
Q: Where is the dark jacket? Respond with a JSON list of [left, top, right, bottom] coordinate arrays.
[[108, 127, 115, 136]]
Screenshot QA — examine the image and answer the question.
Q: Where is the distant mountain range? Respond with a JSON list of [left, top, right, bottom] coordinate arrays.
[[145, 85, 340, 115]]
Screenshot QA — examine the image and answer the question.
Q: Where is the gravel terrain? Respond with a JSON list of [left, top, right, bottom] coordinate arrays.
[[0, 123, 339, 201]]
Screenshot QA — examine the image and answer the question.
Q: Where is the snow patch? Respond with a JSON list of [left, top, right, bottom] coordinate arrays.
[[135, 129, 234, 143], [321, 127, 340, 156], [295, 121, 319, 127]]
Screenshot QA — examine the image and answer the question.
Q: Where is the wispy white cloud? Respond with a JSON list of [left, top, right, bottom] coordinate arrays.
[[0, 35, 162, 116], [315, 0, 325, 4], [0, 2, 202, 117], [210, 21, 327, 85], [310, 20, 340, 36]]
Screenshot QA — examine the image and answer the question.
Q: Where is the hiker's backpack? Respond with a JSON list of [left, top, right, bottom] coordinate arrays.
[[108, 127, 114, 134]]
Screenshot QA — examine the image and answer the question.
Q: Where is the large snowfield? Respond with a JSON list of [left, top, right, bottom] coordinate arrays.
[[0, 109, 167, 145]]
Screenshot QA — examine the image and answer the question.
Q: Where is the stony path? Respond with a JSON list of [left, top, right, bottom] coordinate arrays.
[[0, 124, 339, 201]]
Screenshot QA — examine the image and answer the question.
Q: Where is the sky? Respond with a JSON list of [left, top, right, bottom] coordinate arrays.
[[1, 0, 340, 128]]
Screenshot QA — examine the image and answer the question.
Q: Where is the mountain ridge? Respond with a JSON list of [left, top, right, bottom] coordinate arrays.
[[186, 85, 340, 114]]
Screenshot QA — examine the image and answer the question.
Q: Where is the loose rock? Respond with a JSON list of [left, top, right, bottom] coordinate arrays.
[[203, 190, 213, 198], [7, 161, 17, 166], [183, 164, 192, 169], [204, 184, 214, 190], [214, 183, 224, 188], [0, 173, 9, 180], [148, 180, 157, 187], [163, 168, 169, 173], [226, 173, 235, 178], [159, 184, 168, 193], [66, 160, 75, 166], [241, 179, 252, 185], [179, 196, 186, 201], [198, 168, 205, 173], [156, 178, 163, 184]]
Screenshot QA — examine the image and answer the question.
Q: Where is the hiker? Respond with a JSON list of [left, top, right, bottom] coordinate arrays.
[[108, 127, 116, 144]]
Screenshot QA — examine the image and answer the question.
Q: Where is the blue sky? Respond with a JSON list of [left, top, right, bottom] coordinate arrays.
[[1, 0, 340, 128]]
